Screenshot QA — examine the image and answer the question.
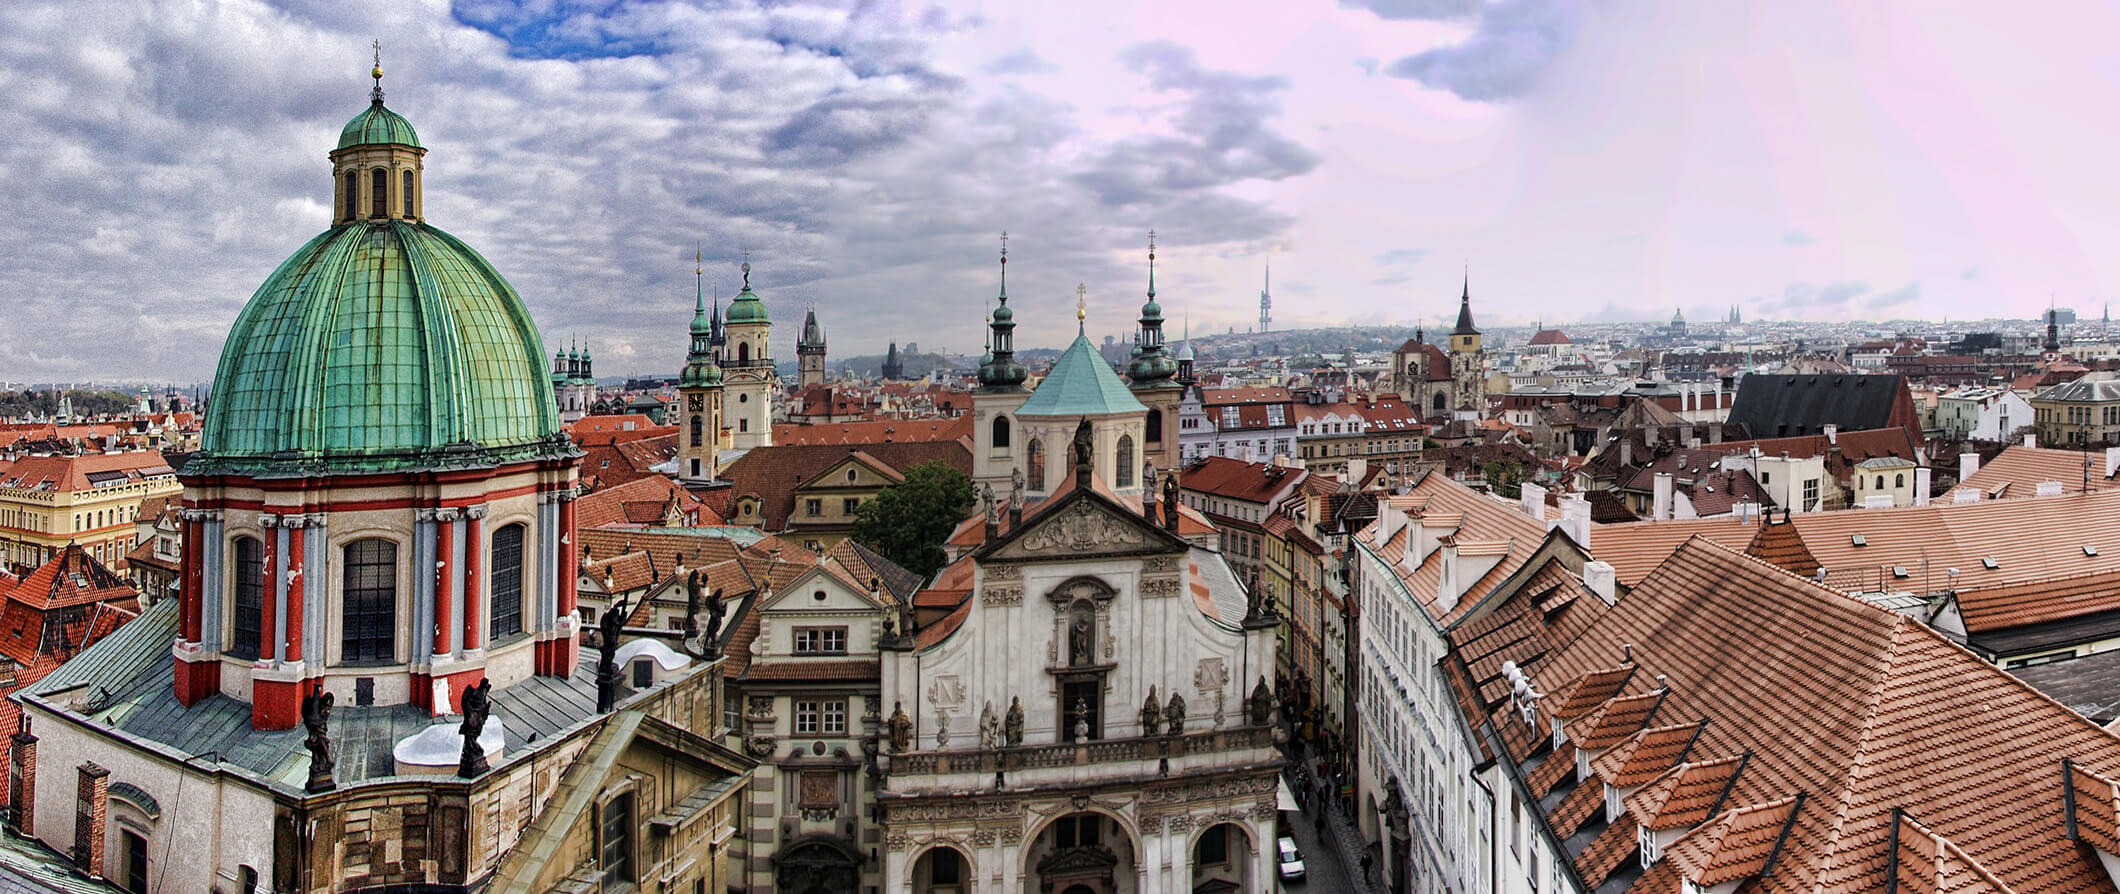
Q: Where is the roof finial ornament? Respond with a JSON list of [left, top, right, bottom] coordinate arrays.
[[1076, 283, 1088, 332], [370, 40, 385, 105], [694, 243, 705, 313], [999, 230, 1009, 301], [741, 250, 751, 290], [1147, 229, 1158, 299]]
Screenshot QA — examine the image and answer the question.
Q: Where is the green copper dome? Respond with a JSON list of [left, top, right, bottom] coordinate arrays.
[[197, 220, 567, 474], [339, 101, 422, 150], [724, 285, 768, 324], [1018, 332, 1147, 418]]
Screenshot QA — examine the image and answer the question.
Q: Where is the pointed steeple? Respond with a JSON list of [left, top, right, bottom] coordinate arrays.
[[1128, 231, 1177, 389], [1452, 268, 1479, 337], [977, 232, 1028, 392], [682, 252, 723, 388]]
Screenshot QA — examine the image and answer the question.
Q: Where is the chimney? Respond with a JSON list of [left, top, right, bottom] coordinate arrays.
[[1583, 561, 1617, 605], [1959, 452, 1980, 482], [1953, 487, 1980, 503], [1621, 439, 1633, 468], [1521, 482, 1548, 521], [2108, 446, 2120, 480], [73, 761, 108, 879], [1561, 494, 1591, 549], [1823, 424, 1837, 446], [10, 718, 36, 836], [1709, 424, 1723, 445], [1914, 467, 1932, 506], [1436, 542, 1462, 613], [1653, 472, 1675, 521], [1347, 457, 1368, 486], [2026, 432, 2038, 448]]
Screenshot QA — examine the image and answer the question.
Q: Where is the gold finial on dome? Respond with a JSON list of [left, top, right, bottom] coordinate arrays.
[[370, 40, 386, 104], [1076, 283, 1088, 330]]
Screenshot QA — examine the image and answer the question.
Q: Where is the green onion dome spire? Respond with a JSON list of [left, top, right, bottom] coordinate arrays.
[[195, 72, 568, 476], [724, 259, 769, 324], [977, 232, 1028, 392], [1126, 231, 1177, 388], [683, 253, 724, 387]]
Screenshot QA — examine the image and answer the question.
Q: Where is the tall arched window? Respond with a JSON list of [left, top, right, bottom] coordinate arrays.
[[737, 342, 750, 365], [1895, 473, 1906, 488], [403, 170, 415, 217], [991, 416, 1011, 449], [1116, 435, 1135, 487], [1875, 475, 1885, 490], [230, 536, 263, 660], [370, 168, 388, 219], [343, 171, 358, 221], [1026, 439, 1045, 489], [1432, 392, 1446, 412], [691, 414, 704, 448], [490, 524, 524, 640], [343, 538, 397, 663], [1145, 409, 1163, 443]]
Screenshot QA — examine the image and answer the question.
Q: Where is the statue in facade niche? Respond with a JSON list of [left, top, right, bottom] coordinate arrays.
[[982, 483, 998, 526], [1004, 697, 1024, 747], [1165, 691, 1187, 735], [1248, 675, 1275, 727], [1010, 466, 1024, 506], [886, 702, 913, 753], [980, 700, 1002, 750], [1161, 472, 1179, 529], [1139, 685, 1162, 736], [1072, 418, 1094, 471], [1072, 698, 1091, 740]]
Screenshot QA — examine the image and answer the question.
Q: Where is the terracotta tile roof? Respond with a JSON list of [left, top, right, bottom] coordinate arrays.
[[0, 451, 174, 491], [1961, 446, 2118, 497], [1359, 473, 1549, 625], [824, 539, 924, 605], [566, 414, 678, 445], [1955, 569, 2120, 633], [578, 434, 679, 488], [915, 601, 970, 649], [576, 475, 717, 529], [772, 416, 973, 446], [1626, 754, 1747, 831], [1889, 811, 2017, 894], [1590, 721, 1704, 788], [720, 611, 760, 678], [1588, 516, 1765, 587], [2067, 762, 2120, 854], [6, 544, 135, 612], [1551, 665, 1638, 719], [719, 439, 972, 530], [1528, 740, 1578, 798], [576, 528, 745, 574], [739, 658, 880, 683], [1573, 812, 1640, 888], [1744, 518, 1821, 578], [1661, 794, 1804, 886], [1549, 773, 1606, 839], [1570, 690, 1666, 751], [1178, 456, 1307, 505], [1456, 535, 2120, 892]]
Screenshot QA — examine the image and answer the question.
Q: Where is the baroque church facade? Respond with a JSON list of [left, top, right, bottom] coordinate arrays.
[[6, 70, 752, 893]]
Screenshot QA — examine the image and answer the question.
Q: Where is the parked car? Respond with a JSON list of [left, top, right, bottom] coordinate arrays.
[[1277, 836, 1306, 882]]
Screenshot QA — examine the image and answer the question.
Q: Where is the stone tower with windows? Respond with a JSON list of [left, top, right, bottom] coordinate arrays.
[[720, 261, 775, 449], [679, 257, 725, 485], [796, 308, 827, 389], [973, 235, 1033, 491], [1126, 234, 1184, 474], [1449, 273, 1486, 415]]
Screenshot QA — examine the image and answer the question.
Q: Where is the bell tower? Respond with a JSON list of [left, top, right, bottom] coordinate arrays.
[[721, 257, 775, 449], [679, 251, 725, 484], [797, 308, 827, 389], [1449, 270, 1486, 414], [1126, 231, 1184, 472], [973, 233, 1032, 490]]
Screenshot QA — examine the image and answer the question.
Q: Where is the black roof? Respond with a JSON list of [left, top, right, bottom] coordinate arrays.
[[1725, 374, 1907, 439]]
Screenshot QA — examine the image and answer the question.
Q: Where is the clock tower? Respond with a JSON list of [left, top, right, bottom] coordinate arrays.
[[678, 254, 725, 485], [721, 259, 775, 449]]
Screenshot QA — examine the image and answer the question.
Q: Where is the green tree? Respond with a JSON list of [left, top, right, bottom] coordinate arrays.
[[851, 461, 977, 579], [1482, 460, 1525, 499]]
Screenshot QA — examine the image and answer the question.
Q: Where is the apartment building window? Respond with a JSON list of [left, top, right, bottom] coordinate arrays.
[[1267, 405, 1286, 426], [842, 498, 860, 515], [1803, 479, 1820, 510], [795, 699, 848, 735], [805, 498, 822, 517], [1221, 406, 1241, 428], [793, 627, 848, 655]]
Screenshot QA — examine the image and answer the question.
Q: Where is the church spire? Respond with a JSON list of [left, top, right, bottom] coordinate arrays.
[[1452, 266, 1479, 337], [1128, 231, 1176, 389], [976, 231, 1027, 392]]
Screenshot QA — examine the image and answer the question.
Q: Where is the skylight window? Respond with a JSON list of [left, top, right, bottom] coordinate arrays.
[[1982, 557, 1998, 570], [2087, 545, 2101, 557], [1851, 534, 1867, 546], [1892, 566, 1909, 579]]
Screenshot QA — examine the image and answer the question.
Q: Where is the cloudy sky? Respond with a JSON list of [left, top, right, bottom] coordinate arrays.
[[3, 0, 2116, 382]]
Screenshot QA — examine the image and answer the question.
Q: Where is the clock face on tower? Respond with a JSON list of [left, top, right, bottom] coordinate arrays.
[[688, 394, 704, 412]]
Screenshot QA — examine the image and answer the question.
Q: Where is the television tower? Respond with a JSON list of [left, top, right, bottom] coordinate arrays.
[[1258, 265, 1272, 333]]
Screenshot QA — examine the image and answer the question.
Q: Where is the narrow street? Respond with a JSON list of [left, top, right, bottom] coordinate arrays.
[[1276, 742, 1382, 893]]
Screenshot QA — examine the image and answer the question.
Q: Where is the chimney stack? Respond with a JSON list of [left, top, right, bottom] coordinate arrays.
[[1653, 472, 1675, 521], [1960, 452, 1980, 482], [1914, 467, 1932, 506], [1583, 561, 1617, 605], [1823, 424, 1838, 446]]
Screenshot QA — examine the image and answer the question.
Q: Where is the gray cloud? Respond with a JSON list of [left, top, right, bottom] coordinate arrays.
[[1384, 0, 1578, 102], [1757, 280, 1926, 319], [1340, 0, 1482, 20], [0, 2, 1317, 382], [1961, 265, 1981, 280], [985, 48, 1057, 75], [1375, 248, 1429, 265], [1782, 228, 1816, 245]]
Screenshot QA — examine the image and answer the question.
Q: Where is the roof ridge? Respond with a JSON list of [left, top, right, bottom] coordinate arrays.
[[1810, 616, 1930, 881]]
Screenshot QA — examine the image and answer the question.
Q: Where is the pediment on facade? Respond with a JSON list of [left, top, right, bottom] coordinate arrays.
[[975, 488, 1189, 563]]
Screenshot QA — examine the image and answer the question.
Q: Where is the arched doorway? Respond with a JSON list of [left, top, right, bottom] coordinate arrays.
[[773, 838, 860, 893], [913, 845, 971, 894], [1024, 811, 1137, 894], [1189, 822, 1254, 893]]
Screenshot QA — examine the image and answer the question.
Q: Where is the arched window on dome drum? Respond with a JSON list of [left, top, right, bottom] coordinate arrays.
[[490, 524, 524, 640], [737, 342, 750, 366], [343, 538, 397, 663], [370, 168, 388, 219], [1145, 409, 1163, 443], [691, 414, 704, 447], [991, 416, 1010, 450], [230, 536, 263, 661], [403, 170, 415, 218], [1027, 439, 1045, 489], [1117, 435, 1135, 487], [343, 171, 358, 222]]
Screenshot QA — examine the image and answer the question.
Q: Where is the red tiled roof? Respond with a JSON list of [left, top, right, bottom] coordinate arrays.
[[1954, 569, 2120, 633], [1961, 445, 2117, 497], [567, 414, 677, 445], [1662, 795, 1804, 886], [1590, 721, 1703, 787], [740, 659, 880, 682], [718, 440, 972, 530], [0, 451, 173, 491], [1626, 754, 1747, 831], [773, 416, 973, 446], [576, 475, 718, 529]]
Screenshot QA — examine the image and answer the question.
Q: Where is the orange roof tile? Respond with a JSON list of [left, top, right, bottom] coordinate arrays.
[[1591, 721, 1704, 788], [1955, 569, 2120, 633], [1960, 445, 2116, 497], [1662, 794, 1804, 886], [1571, 690, 1666, 751], [1626, 754, 1747, 831]]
